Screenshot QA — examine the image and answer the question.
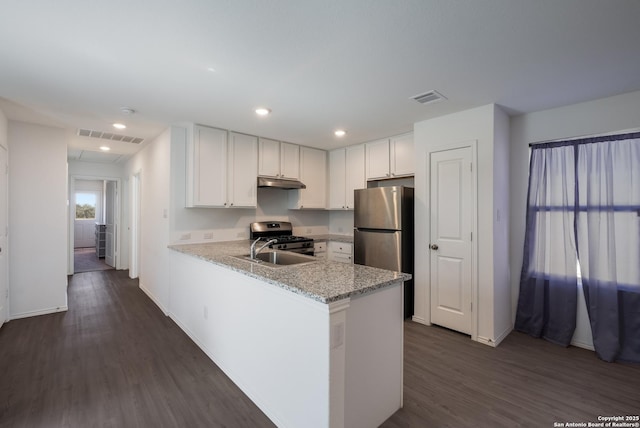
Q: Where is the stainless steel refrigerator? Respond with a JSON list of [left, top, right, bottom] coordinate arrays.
[[354, 186, 414, 318]]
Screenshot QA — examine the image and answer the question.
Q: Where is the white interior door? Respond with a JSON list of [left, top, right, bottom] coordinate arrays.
[[0, 145, 7, 327], [430, 147, 473, 334], [105, 181, 117, 267]]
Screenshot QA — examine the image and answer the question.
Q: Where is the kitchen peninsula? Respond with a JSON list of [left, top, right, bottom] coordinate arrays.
[[168, 240, 410, 428]]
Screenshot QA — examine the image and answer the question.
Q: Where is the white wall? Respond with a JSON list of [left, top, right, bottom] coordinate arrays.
[[509, 89, 640, 348], [68, 160, 124, 178], [414, 104, 511, 344], [8, 121, 68, 319], [124, 127, 172, 313], [0, 109, 7, 148]]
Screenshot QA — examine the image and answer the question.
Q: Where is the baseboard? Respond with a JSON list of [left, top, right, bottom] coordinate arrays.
[[411, 315, 429, 325], [493, 325, 512, 347], [571, 339, 595, 351], [476, 326, 513, 348], [139, 282, 169, 316], [168, 312, 287, 428], [10, 305, 68, 320]]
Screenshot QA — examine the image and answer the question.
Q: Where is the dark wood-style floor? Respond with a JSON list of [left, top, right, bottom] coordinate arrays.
[[1, 270, 639, 428]]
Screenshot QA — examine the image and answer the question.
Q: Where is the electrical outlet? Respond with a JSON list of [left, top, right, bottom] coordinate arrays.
[[203, 232, 213, 240], [180, 233, 191, 240]]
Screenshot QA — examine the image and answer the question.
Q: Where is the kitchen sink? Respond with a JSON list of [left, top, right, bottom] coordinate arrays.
[[234, 251, 318, 267]]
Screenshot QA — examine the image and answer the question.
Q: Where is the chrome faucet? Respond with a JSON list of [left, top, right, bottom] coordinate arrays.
[[250, 238, 278, 259]]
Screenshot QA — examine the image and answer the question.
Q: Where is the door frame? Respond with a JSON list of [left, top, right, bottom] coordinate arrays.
[[68, 175, 122, 275], [129, 170, 141, 279], [0, 144, 8, 326], [426, 140, 478, 341]]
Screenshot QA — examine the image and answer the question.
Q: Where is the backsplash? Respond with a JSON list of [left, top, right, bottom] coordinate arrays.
[[171, 187, 330, 243]]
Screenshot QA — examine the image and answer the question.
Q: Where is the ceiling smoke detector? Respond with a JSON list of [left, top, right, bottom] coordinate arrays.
[[411, 90, 447, 105], [120, 107, 136, 115]]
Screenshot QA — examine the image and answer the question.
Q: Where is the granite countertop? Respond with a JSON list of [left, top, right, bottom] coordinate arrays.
[[307, 234, 353, 244], [168, 240, 410, 304]]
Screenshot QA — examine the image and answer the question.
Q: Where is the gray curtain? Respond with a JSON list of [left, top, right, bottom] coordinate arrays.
[[576, 136, 640, 362], [517, 133, 640, 363], [515, 144, 578, 346]]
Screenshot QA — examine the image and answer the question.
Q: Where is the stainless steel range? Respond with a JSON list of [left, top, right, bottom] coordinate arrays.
[[249, 221, 314, 255]]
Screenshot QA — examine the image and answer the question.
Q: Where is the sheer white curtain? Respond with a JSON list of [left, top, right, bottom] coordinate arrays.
[[515, 144, 579, 346], [576, 135, 640, 362]]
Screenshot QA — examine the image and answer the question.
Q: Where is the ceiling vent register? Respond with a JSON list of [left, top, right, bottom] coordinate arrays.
[[411, 90, 447, 105], [77, 128, 144, 144]]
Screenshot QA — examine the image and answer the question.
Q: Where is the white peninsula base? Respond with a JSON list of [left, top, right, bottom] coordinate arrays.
[[169, 250, 404, 428]]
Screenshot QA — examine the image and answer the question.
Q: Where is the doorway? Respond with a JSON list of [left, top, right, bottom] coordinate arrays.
[[428, 143, 477, 337], [69, 176, 121, 274]]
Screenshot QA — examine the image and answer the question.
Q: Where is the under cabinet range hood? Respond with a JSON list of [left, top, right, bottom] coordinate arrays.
[[257, 176, 306, 189]]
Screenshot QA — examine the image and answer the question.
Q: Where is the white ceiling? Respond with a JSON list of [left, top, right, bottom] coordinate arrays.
[[2, 1, 640, 162]]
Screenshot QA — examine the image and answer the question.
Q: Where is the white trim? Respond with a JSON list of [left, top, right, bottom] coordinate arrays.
[[477, 326, 513, 348], [10, 305, 68, 320], [129, 170, 141, 279], [411, 315, 429, 325], [139, 281, 168, 316]]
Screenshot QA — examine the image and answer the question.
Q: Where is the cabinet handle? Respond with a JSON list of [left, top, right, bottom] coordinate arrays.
[[342, 206, 345, 209], [223, 203, 227, 206], [386, 173, 390, 177], [230, 203, 233, 206], [430, 244, 439, 250]]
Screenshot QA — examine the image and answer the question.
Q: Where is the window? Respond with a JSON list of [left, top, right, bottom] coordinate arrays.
[[75, 192, 97, 220]]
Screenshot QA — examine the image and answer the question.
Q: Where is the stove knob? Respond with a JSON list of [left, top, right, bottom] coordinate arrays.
[[282, 244, 287, 249]]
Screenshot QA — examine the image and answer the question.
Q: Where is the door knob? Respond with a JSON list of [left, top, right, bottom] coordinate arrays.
[[430, 244, 439, 250]]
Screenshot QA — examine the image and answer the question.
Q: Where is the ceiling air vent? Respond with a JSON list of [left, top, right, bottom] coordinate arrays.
[[76, 128, 145, 144], [411, 90, 447, 105]]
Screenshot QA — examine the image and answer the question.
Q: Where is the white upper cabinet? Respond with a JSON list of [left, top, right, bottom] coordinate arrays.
[[227, 132, 258, 207], [258, 138, 300, 179], [390, 132, 414, 177], [365, 132, 414, 180], [366, 139, 391, 180], [280, 142, 300, 179], [329, 144, 365, 210], [186, 125, 257, 208], [186, 125, 227, 207], [345, 145, 366, 208], [289, 146, 326, 209], [329, 149, 346, 209]]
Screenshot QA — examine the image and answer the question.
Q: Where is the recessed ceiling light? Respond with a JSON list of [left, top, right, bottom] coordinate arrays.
[[207, 67, 216, 72], [113, 123, 126, 130], [255, 108, 271, 116], [334, 129, 347, 137], [120, 107, 136, 115], [99, 146, 111, 151]]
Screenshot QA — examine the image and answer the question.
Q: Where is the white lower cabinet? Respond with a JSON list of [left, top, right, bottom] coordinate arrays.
[[328, 241, 352, 263], [314, 241, 327, 259]]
